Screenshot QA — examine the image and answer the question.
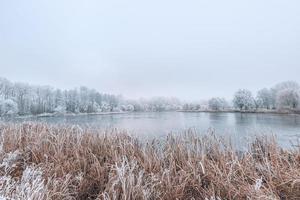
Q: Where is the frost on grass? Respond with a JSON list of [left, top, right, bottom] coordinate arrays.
[[0, 150, 23, 176], [0, 124, 299, 199], [0, 166, 47, 200], [101, 157, 160, 200], [205, 197, 222, 200], [254, 177, 263, 191], [0, 150, 48, 200]]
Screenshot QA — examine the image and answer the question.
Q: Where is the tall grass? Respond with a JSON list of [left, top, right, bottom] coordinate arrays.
[[0, 123, 299, 199]]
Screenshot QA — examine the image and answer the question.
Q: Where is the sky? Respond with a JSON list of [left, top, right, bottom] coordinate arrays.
[[0, 0, 300, 101]]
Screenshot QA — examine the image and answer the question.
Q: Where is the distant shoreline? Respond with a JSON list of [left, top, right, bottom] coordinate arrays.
[[14, 111, 128, 119], [178, 109, 300, 115], [3, 109, 300, 120]]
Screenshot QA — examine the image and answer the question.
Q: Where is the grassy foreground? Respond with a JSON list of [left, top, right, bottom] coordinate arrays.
[[0, 124, 299, 199]]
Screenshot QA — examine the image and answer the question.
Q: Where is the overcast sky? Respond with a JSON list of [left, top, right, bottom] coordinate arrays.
[[0, 0, 299, 100]]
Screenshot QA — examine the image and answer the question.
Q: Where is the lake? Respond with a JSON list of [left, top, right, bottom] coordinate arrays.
[[4, 112, 300, 148]]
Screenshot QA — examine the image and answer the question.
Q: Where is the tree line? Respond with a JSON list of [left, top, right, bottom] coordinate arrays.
[[0, 77, 299, 116], [204, 81, 300, 111], [0, 78, 181, 116]]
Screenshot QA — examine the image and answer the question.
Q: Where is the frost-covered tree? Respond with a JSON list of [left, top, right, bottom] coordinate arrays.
[[53, 89, 66, 113], [272, 81, 300, 93], [3, 76, 298, 116], [276, 89, 300, 109], [0, 78, 14, 99], [126, 104, 135, 111], [14, 83, 31, 115], [146, 97, 182, 111], [100, 101, 111, 112], [271, 81, 300, 109], [208, 97, 228, 111], [120, 104, 135, 112], [0, 98, 19, 116], [256, 88, 273, 109], [233, 89, 255, 110], [0, 77, 128, 115]]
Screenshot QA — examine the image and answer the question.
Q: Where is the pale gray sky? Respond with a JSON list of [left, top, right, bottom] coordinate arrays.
[[0, 0, 299, 100]]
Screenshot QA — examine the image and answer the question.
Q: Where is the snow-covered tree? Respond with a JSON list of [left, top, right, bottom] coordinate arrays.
[[233, 89, 255, 110]]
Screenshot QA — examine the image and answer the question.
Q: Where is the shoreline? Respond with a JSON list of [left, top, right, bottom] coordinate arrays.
[[178, 109, 300, 115], [14, 111, 128, 119], [2, 109, 300, 120]]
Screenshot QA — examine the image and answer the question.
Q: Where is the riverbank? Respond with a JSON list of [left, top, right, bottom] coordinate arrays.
[[0, 123, 299, 199]]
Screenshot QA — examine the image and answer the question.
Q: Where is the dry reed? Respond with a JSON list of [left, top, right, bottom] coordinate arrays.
[[0, 123, 299, 200]]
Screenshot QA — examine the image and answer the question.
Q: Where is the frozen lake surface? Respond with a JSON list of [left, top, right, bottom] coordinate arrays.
[[4, 112, 300, 148]]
